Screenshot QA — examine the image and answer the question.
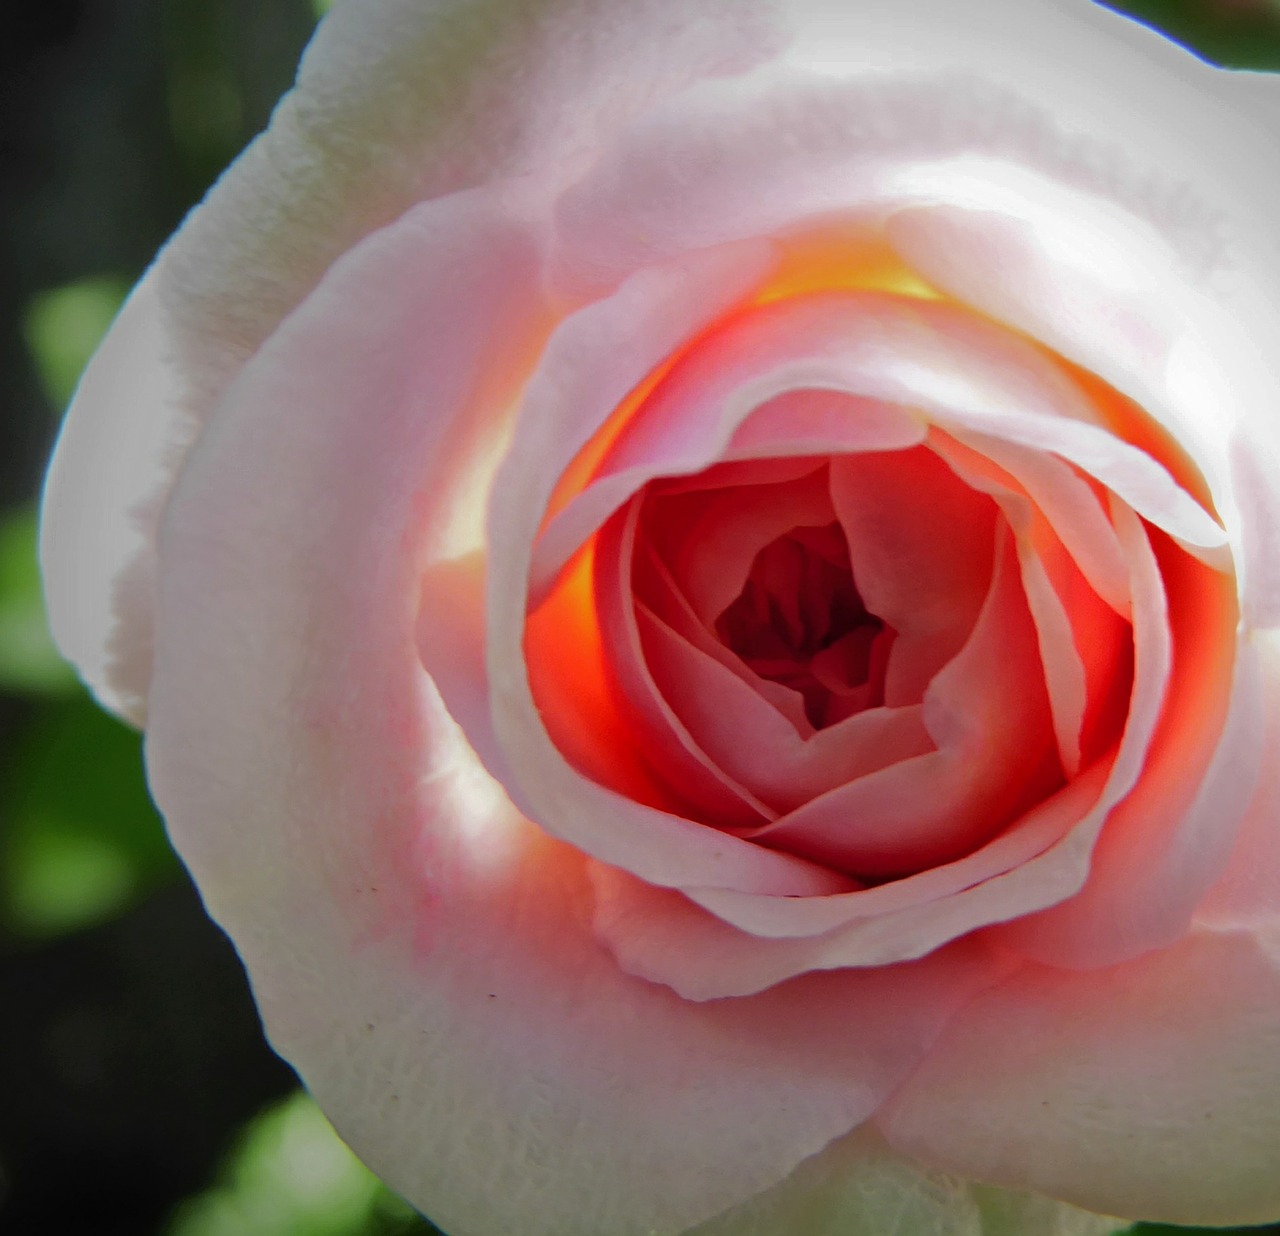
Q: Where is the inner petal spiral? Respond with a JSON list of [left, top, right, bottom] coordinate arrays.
[[715, 522, 891, 728]]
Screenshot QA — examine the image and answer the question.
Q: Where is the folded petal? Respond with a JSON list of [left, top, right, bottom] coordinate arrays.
[[142, 206, 1014, 1232], [637, 601, 933, 815], [723, 388, 926, 462], [640, 461, 836, 630], [635, 537, 815, 734], [688, 1125, 1120, 1236], [544, 291, 1226, 579], [525, 240, 775, 605], [441, 236, 856, 894], [744, 531, 1058, 877], [878, 925, 1280, 1226], [604, 501, 1165, 990], [593, 768, 1112, 1000], [553, 0, 1274, 339], [828, 446, 996, 707], [931, 435, 1133, 777], [592, 499, 775, 825], [165, 0, 785, 408], [39, 270, 185, 722], [994, 528, 1244, 968]]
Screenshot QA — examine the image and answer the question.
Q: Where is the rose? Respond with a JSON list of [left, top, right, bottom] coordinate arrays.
[[40, 1, 1280, 1232], [39, 0, 1280, 1232]]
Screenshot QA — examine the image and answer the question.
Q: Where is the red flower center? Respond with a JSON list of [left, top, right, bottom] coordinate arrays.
[[716, 522, 891, 728]]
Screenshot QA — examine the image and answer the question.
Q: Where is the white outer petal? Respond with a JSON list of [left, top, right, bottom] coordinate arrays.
[[39, 0, 787, 718], [38, 269, 186, 721], [689, 1126, 1121, 1236]]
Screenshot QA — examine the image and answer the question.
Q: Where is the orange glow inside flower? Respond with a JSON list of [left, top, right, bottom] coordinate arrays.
[[524, 538, 679, 810], [543, 226, 943, 529], [542, 360, 681, 529], [1064, 358, 1219, 521], [521, 222, 1232, 874], [755, 224, 942, 306]]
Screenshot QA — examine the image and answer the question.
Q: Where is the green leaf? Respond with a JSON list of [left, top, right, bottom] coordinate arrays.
[[21, 275, 130, 411], [0, 504, 77, 696], [1129, 1225, 1280, 1235], [2, 692, 180, 939], [166, 1091, 431, 1236], [1105, 0, 1280, 70]]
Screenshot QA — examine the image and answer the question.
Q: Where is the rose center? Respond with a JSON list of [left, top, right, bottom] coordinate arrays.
[[715, 522, 890, 729]]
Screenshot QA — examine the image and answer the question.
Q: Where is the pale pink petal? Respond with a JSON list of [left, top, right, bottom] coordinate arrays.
[[640, 462, 836, 630], [1196, 629, 1280, 930], [744, 531, 1058, 876], [994, 530, 1249, 968], [593, 767, 1113, 999], [828, 446, 997, 707], [931, 436, 1133, 779], [524, 240, 776, 607], [42, 0, 792, 728], [532, 289, 1192, 618], [883, 199, 1266, 561], [1222, 68, 1280, 130], [636, 538, 815, 734], [591, 290, 1099, 479], [490, 298, 863, 897], [166, 0, 786, 408], [931, 435, 1131, 777], [688, 1124, 1121, 1236], [878, 926, 1280, 1226], [416, 550, 514, 788], [637, 602, 934, 815], [933, 431, 1131, 619], [524, 537, 725, 820], [1009, 548, 1088, 778], [1026, 532, 1132, 775], [519, 539, 844, 893], [542, 291, 1226, 590], [884, 203, 1184, 436], [1227, 432, 1280, 630], [723, 388, 926, 461], [143, 193, 968, 1236], [552, 39, 1228, 302], [882, 190, 1280, 643], [592, 499, 775, 826], [552, 0, 1270, 318], [39, 270, 186, 723], [615, 453, 960, 815], [635, 502, 1166, 980]]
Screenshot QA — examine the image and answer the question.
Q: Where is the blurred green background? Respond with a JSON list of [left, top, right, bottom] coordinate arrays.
[[1, 2, 1278, 1234]]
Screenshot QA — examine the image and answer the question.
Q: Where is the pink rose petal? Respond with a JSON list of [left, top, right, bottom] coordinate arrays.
[[39, 270, 183, 723], [635, 600, 934, 815], [592, 765, 1116, 1000], [635, 537, 815, 734], [742, 530, 1058, 876], [596, 502, 1166, 995], [145, 180, 1000, 1233], [592, 499, 775, 826], [639, 460, 838, 630], [878, 926, 1280, 1226], [828, 445, 996, 707], [993, 528, 1247, 967], [687, 1124, 1120, 1236]]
